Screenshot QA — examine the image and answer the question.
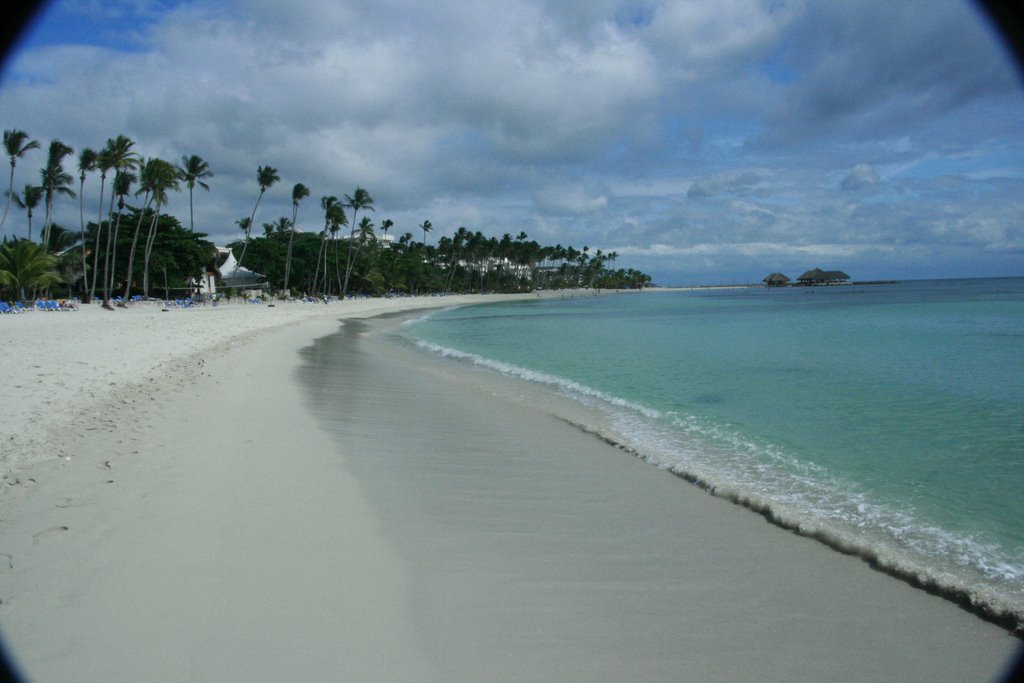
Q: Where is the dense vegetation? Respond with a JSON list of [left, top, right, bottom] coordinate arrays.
[[0, 128, 651, 302]]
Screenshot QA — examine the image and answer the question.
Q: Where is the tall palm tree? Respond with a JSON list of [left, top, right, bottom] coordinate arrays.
[[419, 219, 432, 245], [284, 182, 309, 294], [141, 159, 181, 298], [313, 195, 338, 295], [328, 202, 347, 295], [235, 164, 279, 272], [39, 139, 76, 252], [1, 129, 40, 233], [12, 185, 43, 240], [119, 158, 170, 302], [380, 218, 393, 248], [104, 171, 136, 306], [0, 239, 62, 300], [76, 148, 97, 300], [89, 150, 113, 301], [341, 187, 373, 299], [99, 135, 140, 307], [120, 162, 156, 303], [178, 154, 212, 231]]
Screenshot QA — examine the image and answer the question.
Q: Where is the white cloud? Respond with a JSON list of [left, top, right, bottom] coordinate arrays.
[[0, 0, 1021, 283], [840, 163, 880, 190]]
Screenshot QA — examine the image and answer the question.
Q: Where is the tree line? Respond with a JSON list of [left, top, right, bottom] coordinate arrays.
[[0, 128, 651, 303]]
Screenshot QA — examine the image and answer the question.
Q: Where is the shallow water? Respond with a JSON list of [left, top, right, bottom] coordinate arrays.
[[404, 279, 1024, 624], [296, 313, 1020, 680]]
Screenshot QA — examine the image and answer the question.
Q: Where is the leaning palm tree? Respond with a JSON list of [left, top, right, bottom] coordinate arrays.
[[283, 182, 309, 295], [39, 139, 76, 252], [235, 164, 279, 272], [76, 148, 98, 300], [12, 185, 43, 241], [177, 154, 212, 231], [0, 238, 62, 300], [341, 187, 373, 299], [1, 129, 40, 233]]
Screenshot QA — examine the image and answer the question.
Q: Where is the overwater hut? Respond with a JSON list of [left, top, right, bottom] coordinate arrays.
[[763, 272, 791, 287], [796, 268, 850, 285]]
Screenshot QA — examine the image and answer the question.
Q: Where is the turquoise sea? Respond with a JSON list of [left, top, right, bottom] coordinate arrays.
[[403, 278, 1024, 625]]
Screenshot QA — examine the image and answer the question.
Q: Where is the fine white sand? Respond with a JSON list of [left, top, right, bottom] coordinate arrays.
[[0, 295, 1020, 681], [0, 294, 545, 681]]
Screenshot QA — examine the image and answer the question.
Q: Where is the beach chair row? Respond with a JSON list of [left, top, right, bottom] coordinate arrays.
[[0, 299, 79, 313]]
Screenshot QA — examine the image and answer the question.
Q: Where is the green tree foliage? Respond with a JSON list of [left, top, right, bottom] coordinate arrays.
[[82, 210, 214, 300], [0, 238, 62, 300], [1, 129, 40, 233]]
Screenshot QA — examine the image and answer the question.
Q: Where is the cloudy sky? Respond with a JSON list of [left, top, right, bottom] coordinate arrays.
[[1, 0, 1022, 284]]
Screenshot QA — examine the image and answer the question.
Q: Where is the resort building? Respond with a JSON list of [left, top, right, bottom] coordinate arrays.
[[213, 246, 269, 291]]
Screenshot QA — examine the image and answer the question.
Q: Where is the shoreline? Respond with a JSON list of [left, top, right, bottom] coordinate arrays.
[[1, 293, 1021, 680]]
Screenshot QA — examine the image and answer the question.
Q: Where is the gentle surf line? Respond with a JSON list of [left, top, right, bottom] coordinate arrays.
[[413, 336, 1024, 635]]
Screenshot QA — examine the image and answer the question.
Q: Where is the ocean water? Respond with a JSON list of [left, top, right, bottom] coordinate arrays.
[[403, 278, 1024, 626]]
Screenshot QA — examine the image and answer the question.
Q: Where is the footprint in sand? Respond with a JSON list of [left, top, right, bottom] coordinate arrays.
[[31, 526, 69, 545]]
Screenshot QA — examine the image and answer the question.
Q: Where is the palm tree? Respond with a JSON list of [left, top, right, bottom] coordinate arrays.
[[341, 187, 373, 298], [39, 139, 76, 252], [235, 164, 279, 272], [119, 158, 175, 302], [0, 239, 62, 300], [103, 171, 136, 303], [177, 154, 212, 231], [12, 185, 43, 241], [89, 150, 113, 302], [313, 195, 338, 295], [99, 135, 140, 307], [328, 202, 347, 295], [76, 148, 97, 300], [1, 129, 40, 233], [380, 218, 393, 247], [141, 159, 181, 298], [419, 219, 432, 245], [283, 182, 309, 294]]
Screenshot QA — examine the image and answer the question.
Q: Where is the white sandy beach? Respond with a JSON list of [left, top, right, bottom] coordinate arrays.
[[0, 295, 1021, 681]]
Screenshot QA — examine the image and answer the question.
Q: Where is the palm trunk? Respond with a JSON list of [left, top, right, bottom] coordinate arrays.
[[341, 210, 358, 298], [78, 178, 88, 301], [235, 190, 264, 272], [119, 195, 153, 304], [107, 201, 126, 300], [142, 203, 162, 299], [41, 195, 53, 252], [312, 233, 325, 295], [89, 175, 107, 302], [283, 205, 298, 294], [334, 238, 343, 296], [102, 191, 119, 308], [0, 162, 14, 231]]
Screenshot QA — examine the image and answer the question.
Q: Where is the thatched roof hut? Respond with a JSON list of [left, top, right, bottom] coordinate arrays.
[[797, 268, 850, 285], [762, 272, 790, 286]]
